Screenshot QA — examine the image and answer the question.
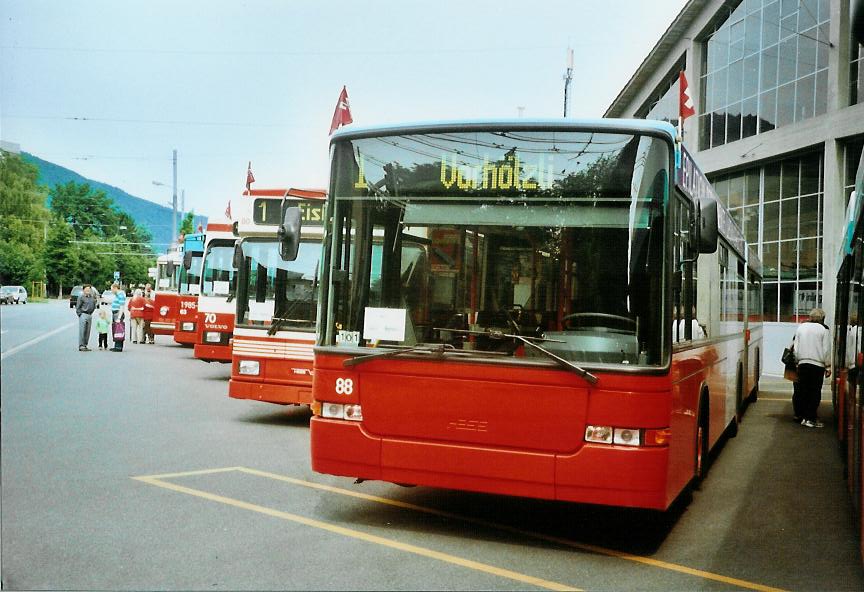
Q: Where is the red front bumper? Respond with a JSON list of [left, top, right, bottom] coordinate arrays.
[[194, 343, 232, 363]]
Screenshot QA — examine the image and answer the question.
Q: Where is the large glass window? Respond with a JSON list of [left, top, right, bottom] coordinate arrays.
[[179, 253, 202, 295], [324, 130, 670, 367], [700, 0, 830, 150], [637, 57, 687, 127], [201, 239, 237, 298], [852, 0, 864, 105], [235, 238, 319, 331], [844, 136, 864, 207], [157, 260, 180, 292], [710, 151, 823, 321]]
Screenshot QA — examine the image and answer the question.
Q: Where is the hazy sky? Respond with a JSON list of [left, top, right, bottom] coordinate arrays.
[[1, 0, 685, 221]]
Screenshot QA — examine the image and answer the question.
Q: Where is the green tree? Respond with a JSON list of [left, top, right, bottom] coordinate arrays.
[[178, 211, 195, 237], [45, 181, 156, 292], [44, 219, 77, 295], [0, 150, 48, 285]]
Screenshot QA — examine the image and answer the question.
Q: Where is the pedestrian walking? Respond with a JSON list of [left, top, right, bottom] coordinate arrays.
[[109, 283, 127, 352], [792, 308, 832, 428], [143, 284, 155, 344], [110, 283, 127, 322], [128, 289, 146, 344], [75, 284, 98, 351], [95, 309, 110, 350]]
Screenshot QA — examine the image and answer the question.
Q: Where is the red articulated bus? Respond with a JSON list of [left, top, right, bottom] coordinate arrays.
[[151, 247, 183, 336], [832, 0, 864, 562], [309, 119, 762, 511], [229, 188, 327, 405], [173, 231, 205, 346], [833, 137, 864, 562], [193, 221, 237, 363]]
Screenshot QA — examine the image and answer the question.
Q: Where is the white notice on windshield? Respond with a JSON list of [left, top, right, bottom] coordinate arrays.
[[213, 281, 230, 295], [158, 278, 170, 288], [249, 300, 275, 322], [189, 284, 200, 295], [363, 307, 407, 342]]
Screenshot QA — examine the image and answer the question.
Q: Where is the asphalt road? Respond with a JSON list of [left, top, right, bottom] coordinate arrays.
[[2, 300, 863, 591]]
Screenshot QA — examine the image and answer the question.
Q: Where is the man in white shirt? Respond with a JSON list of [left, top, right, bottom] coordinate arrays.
[[792, 308, 832, 428]]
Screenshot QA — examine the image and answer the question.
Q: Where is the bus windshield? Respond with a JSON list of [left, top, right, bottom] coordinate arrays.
[[179, 254, 203, 295], [201, 240, 236, 299], [157, 261, 180, 291], [324, 129, 670, 366], [235, 238, 320, 331]]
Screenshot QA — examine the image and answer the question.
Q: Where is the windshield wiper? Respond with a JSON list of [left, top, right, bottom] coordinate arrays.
[[343, 343, 454, 368], [434, 328, 599, 385], [267, 316, 311, 335]]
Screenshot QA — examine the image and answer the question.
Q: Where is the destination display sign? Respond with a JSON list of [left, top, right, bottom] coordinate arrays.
[[253, 198, 324, 225]]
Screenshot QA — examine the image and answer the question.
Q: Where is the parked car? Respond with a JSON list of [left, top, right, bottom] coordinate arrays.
[[69, 285, 84, 308], [0, 286, 13, 304], [101, 289, 115, 306], [2, 286, 28, 304]]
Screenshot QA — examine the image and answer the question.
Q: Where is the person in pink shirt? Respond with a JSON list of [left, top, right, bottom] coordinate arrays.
[[128, 289, 146, 344]]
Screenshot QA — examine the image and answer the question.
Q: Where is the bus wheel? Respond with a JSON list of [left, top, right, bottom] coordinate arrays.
[[748, 351, 760, 403], [693, 400, 709, 489]]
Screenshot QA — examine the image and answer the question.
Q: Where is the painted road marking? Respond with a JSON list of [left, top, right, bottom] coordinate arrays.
[[136, 467, 787, 592], [0, 321, 77, 360], [133, 472, 580, 591]]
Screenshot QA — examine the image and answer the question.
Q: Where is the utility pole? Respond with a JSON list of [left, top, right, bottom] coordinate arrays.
[[563, 48, 574, 117], [171, 149, 178, 246]]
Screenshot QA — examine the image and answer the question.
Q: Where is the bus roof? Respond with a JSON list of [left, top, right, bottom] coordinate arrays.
[[330, 118, 753, 265], [329, 118, 678, 144]]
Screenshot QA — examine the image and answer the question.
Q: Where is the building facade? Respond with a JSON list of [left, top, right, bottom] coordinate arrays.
[[606, 0, 864, 374]]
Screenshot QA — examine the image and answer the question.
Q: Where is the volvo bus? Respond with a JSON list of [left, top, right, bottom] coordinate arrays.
[[193, 221, 236, 363], [229, 188, 327, 405], [151, 246, 183, 336], [832, 0, 864, 561], [173, 231, 205, 346], [308, 119, 762, 511]]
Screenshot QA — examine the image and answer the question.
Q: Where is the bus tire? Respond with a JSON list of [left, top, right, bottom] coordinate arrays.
[[748, 349, 760, 403], [693, 390, 710, 489], [735, 364, 744, 424]]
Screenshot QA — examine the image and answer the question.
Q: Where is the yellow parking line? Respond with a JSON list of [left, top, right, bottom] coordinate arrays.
[[234, 467, 787, 592], [132, 474, 580, 592]]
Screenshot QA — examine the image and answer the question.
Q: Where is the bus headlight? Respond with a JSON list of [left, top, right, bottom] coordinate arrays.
[[320, 402, 363, 422], [182, 322, 195, 331], [205, 332, 221, 343], [585, 425, 613, 444], [238, 360, 259, 375], [613, 428, 641, 446]]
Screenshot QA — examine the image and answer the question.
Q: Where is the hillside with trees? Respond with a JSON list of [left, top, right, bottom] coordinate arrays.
[[1, 150, 187, 296], [22, 151, 207, 250]]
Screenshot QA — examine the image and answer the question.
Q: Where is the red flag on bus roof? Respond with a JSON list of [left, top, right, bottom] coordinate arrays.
[[679, 71, 696, 122], [329, 86, 353, 135], [246, 161, 255, 191]]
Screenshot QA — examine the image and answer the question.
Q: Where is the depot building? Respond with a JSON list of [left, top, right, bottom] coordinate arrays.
[[605, 0, 864, 374]]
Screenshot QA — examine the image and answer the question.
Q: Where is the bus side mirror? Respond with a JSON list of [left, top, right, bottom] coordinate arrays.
[[233, 242, 244, 270], [279, 207, 302, 261], [697, 198, 718, 254], [183, 251, 193, 271]]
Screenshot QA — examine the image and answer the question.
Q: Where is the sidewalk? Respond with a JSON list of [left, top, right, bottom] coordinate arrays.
[[760, 373, 834, 402]]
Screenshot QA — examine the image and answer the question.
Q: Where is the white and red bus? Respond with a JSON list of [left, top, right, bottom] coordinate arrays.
[[151, 246, 183, 336], [832, 0, 864, 562], [833, 129, 864, 561], [173, 231, 205, 346], [229, 188, 327, 405], [309, 119, 761, 511], [193, 221, 237, 363]]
